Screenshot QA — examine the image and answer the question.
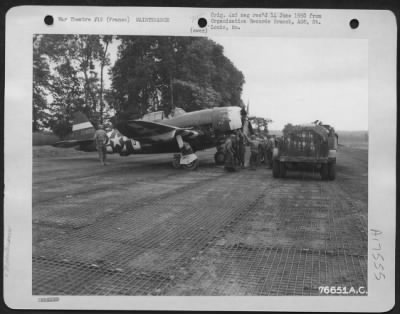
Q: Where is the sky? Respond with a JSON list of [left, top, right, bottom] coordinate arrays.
[[211, 37, 368, 131], [106, 36, 368, 131]]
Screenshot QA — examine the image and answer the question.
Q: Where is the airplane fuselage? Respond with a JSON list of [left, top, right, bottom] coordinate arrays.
[[116, 106, 243, 154], [57, 107, 244, 158]]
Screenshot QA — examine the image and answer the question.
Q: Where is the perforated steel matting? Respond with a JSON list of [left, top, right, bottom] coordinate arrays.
[[33, 160, 367, 295]]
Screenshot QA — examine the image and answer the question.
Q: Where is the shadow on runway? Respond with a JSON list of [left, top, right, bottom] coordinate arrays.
[[275, 171, 325, 181]]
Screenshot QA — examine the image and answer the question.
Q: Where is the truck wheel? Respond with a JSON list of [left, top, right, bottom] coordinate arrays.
[[328, 161, 336, 180], [279, 162, 286, 178], [272, 160, 280, 178], [320, 163, 329, 180], [214, 151, 225, 165]]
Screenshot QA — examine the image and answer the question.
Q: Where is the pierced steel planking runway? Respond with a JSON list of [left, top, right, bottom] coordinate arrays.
[[33, 146, 368, 295]]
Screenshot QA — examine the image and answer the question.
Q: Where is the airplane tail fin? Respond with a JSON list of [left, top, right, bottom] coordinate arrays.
[[53, 112, 95, 148], [71, 112, 96, 139]]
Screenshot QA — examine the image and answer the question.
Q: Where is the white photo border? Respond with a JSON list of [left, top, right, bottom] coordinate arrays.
[[4, 6, 397, 311]]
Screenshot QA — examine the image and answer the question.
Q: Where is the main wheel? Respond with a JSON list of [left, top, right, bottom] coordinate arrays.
[[172, 154, 181, 169], [214, 151, 225, 165], [182, 158, 199, 170], [279, 162, 286, 178], [320, 163, 329, 180], [328, 161, 336, 180], [272, 160, 280, 178]]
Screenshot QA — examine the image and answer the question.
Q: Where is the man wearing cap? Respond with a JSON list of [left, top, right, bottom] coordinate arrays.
[[94, 124, 109, 165], [266, 135, 275, 169], [260, 136, 269, 167], [237, 129, 246, 168], [224, 134, 237, 172], [248, 135, 259, 170]]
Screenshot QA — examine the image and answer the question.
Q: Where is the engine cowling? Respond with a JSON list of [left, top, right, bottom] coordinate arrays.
[[212, 107, 242, 132]]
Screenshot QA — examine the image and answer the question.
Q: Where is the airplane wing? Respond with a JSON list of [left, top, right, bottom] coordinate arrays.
[[119, 120, 199, 143]]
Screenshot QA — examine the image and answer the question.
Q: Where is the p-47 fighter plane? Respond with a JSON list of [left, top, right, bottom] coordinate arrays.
[[54, 106, 248, 170]]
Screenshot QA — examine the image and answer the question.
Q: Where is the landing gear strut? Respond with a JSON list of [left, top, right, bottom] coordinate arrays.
[[171, 135, 199, 170], [172, 154, 181, 169]]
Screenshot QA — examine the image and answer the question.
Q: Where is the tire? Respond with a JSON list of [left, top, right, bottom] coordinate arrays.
[[214, 151, 225, 165], [224, 166, 236, 172], [172, 154, 181, 169], [320, 163, 329, 180], [272, 160, 280, 178], [182, 158, 199, 170], [279, 162, 286, 178], [328, 161, 336, 180]]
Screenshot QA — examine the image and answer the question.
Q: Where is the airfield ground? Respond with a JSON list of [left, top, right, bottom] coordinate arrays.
[[33, 145, 368, 296]]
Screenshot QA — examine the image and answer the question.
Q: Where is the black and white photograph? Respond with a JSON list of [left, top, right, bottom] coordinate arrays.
[[4, 6, 396, 311], [32, 33, 369, 296]]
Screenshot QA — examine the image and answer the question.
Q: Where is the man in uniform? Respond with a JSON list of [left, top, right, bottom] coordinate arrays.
[[224, 134, 237, 172], [94, 124, 109, 165], [260, 136, 269, 167], [266, 135, 274, 169], [248, 135, 259, 170], [237, 129, 246, 168]]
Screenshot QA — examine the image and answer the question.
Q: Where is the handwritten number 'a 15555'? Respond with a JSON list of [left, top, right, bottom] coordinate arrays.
[[371, 229, 385, 280]]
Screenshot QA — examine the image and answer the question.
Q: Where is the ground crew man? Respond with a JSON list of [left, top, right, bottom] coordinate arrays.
[[94, 124, 109, 165], [248, 135, 259, 170], [224, 134, 237, 172], [256, 137, 263, 167], [260, 136, 269, 166], [266, 135, 274, 169], [237, 129, 246, 168]]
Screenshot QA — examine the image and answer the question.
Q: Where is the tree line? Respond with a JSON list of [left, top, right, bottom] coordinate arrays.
[[33, 35, 245, 138]]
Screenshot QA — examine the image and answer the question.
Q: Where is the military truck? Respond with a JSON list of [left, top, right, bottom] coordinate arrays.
[[272, 123, 338, 180]]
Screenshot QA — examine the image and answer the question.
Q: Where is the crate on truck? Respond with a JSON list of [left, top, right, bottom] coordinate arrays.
[[272, 123, 338, 180]]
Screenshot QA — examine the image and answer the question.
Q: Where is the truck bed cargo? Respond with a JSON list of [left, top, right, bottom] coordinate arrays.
[[272, 123, 338, 180]]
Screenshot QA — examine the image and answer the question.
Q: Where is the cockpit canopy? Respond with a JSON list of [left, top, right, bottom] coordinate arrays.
[[141, 107, 187, 121], [142, 111, 165, 121]]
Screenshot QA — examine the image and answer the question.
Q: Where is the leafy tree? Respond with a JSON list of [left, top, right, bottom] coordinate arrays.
[[99, 35, 113, 123], [33, 35, 51, 131], [33, 34, 113, 135], [111, 36, 245, 116], [111, 37, 159, 117]]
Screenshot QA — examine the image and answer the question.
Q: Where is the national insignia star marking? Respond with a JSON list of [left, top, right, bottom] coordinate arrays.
[[111, 132, 123, 147]]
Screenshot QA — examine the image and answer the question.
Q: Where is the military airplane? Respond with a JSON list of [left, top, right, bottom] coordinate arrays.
[[54, 106, 250, 170]]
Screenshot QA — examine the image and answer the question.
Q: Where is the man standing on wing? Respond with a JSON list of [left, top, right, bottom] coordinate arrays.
[[94, 124, 109, 165]]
